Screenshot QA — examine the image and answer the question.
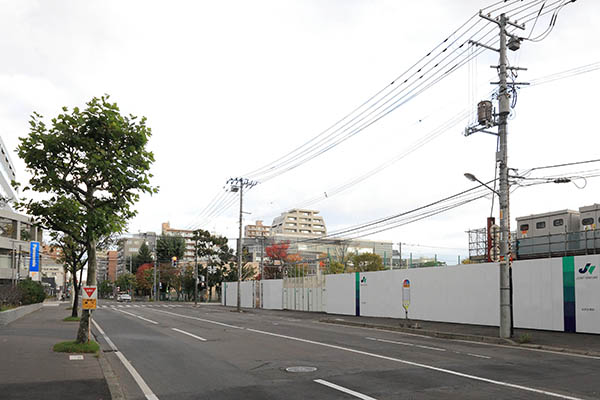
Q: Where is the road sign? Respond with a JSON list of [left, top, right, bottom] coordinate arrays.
[[82, 285, 97, 310], [29, 241, 40, 272], [402, 279, 410, 311]]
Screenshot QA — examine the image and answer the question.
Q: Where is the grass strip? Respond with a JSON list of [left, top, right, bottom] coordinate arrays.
[[63, 316, 80, 322], [53, 340, 99, 354]]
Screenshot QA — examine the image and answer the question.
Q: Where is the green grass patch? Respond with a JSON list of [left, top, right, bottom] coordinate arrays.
[[0, 305, 17, 312], [53, 340, 99, 354], [518, 333, 532, 344], [62, 316, 80, 322]]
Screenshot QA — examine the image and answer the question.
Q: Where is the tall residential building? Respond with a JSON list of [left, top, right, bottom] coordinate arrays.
[[161, 222, 196, 262], [271, 209, 326, 237], [0, 138, 44, 283], [117, 236, 145, 274], [244, 220, 271, 238], [107, 250, 118, 282]]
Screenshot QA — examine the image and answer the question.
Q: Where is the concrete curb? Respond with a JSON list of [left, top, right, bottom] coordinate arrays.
[[0, 302, 43, 325], [320, 319, 600, 357]]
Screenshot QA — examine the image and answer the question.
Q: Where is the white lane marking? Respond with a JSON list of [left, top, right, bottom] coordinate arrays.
[[69, 355, 84, 360], [367, 337, 446, 352], [43, 303, 60, 307], [467, 353, 492, 359], [91, 319, 159, 400], [116, 309, 159, 325], [172, 328, 207, 341], [151, 312, 584, 399], [148, 309, 243, 330], [243, 329, 584, 400], [416, 344, 446, 352], [327, 320, 600, 361], [319, 320, 434, 339], [315, 379, 378, 400]]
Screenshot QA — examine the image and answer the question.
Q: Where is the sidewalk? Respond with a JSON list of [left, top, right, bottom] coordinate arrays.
[[0, 301, 112, 400]]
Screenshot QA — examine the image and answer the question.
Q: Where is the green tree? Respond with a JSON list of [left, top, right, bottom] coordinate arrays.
[[53, 233, 87, 317], [98, 280, 113, 298], [325, 261, 345, 274], [157, 235, 185, 264], [115, 272, 136, 292], [16, 95, 157, 343], [133, 242, 153, 273], [351, 253, 384, 272], [192, 229, 233, 301]]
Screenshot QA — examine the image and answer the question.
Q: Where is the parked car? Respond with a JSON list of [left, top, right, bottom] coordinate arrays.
[[117, 293, 132, 302]]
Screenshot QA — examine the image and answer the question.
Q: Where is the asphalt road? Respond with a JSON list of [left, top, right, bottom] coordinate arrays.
[[92, 300, 600, 400]]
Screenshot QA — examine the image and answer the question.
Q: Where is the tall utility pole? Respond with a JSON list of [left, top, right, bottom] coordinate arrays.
[[466, 12, 525, 339], [227, 177, 258, 312], [194, 234, 199, 306]]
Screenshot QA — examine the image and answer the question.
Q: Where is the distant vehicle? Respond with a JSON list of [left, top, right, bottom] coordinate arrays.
[[117, 293, 132, 302]]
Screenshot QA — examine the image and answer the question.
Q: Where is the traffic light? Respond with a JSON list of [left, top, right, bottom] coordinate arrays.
[[171, 256, 178, 267]]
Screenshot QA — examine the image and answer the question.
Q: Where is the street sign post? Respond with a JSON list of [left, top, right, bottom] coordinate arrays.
[[29, 241, 40, 280], [402, 279, 410, 320], [82, 286, 97, 310]]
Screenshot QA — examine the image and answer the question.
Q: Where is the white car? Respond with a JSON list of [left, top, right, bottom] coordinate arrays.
[[117, 293, 132, 302]]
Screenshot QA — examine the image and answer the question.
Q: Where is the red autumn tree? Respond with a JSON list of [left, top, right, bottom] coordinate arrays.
[[135, 263, 154, 295]]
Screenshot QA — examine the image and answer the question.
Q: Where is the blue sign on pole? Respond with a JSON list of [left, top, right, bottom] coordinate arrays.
[[29, 241, 40, 272]]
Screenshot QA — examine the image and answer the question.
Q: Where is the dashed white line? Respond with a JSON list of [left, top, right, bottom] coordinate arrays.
[[315, 379, 378, 400], [172, 328, 207, 341], [91, 319, 159, 400], [115, 309, 159, 325], [366, 337, 445, 352], [143, 311, 583, 399], [467, 353, 492, 359]]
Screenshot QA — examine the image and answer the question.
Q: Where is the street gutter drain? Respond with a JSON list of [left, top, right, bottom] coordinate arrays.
[[285, 366, 317, 373]]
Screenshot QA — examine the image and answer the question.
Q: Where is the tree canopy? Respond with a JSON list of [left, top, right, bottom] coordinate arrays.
[[16, 95, 157, 343], [351, 253, 385, 272]]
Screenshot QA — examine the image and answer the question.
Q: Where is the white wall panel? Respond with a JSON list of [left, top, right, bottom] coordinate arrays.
[[325, 273, 355, 315], [574, 255, 600, 334], [262, 279, 283, 310], [513, 258, 563, 331]]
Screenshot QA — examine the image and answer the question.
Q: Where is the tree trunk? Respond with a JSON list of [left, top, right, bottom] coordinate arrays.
[[71, 267, 78, 318], [76, 238, 97, 344]]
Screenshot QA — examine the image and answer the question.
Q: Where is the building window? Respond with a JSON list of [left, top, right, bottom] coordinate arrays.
[[535, 221, 546, 229], [553, 219, 564, 227], [20, 222, 33, 241], [582, 218, 594, 226], [0, 217, 16, 239], [520, 224, 529, 231]]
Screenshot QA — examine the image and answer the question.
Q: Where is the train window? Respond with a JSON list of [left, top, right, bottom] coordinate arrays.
[[520, 224, 529, 231], [536, 221, 546, 229], [553, 219, 564, 226], [582, 218, 594, 226]]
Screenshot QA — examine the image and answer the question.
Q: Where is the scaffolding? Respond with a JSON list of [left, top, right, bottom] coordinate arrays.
[[467, 227, 488, 262]]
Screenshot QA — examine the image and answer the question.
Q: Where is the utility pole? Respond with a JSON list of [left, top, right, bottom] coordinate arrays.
[[194, 234, 198, 306], [465, 12, 525, 339], [227, 177, 258, 312]]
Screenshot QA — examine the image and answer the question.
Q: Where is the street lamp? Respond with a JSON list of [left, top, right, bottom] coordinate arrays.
[[464, 173, 499, 196], [464, 172, 512, 338]]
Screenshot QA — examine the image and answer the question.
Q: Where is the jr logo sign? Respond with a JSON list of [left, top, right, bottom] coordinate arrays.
[[579, 263, 596, 275]]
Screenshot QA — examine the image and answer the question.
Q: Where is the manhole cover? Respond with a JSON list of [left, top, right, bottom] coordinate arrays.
[[285, 366, 317, 373]]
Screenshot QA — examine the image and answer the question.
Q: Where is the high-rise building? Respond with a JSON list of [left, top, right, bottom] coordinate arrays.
[[244, 220, 271, 238], [271, 209, 326, 237], [161, 222, 196, 262]]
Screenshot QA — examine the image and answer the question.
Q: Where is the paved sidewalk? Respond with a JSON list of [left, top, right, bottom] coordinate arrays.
[[0, 301, 112, 400]]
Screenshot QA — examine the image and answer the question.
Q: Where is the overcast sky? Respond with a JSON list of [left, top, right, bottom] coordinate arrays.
[[1, 0, 599, 264]]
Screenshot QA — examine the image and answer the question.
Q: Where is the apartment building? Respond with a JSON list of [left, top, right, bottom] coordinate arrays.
[[161, 222, 196, 262], [244, 220, 271, 238], [271, 209, 326, 237]]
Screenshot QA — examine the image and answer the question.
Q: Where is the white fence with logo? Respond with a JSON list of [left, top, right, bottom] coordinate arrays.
[[222, 255, 600, 334]]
